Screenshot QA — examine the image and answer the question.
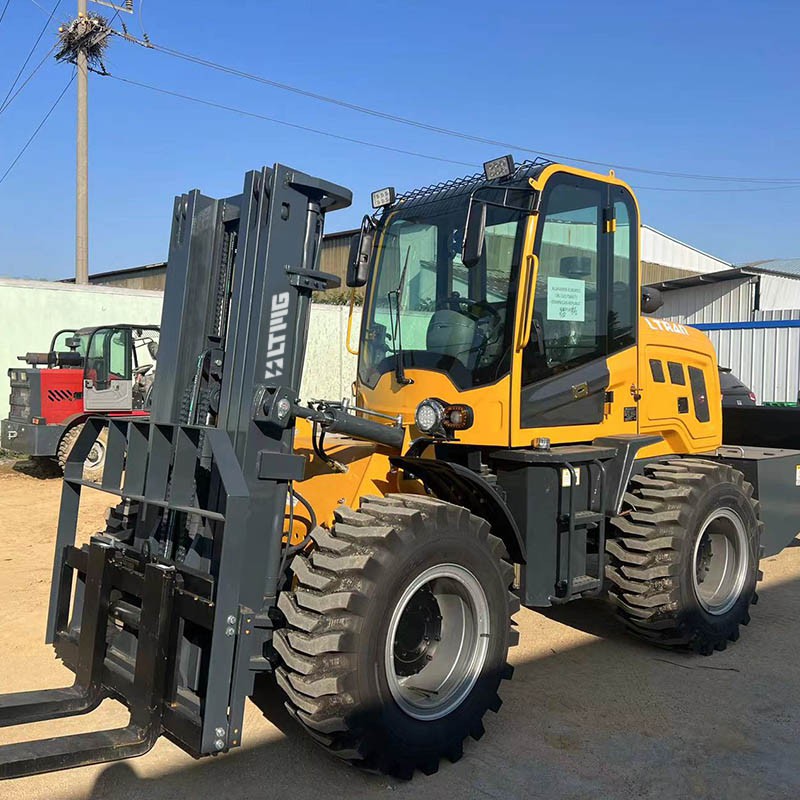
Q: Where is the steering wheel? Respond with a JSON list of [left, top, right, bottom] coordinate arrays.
[[439, 296, 501, 327]]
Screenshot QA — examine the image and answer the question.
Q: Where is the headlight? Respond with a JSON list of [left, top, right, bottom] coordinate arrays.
[[414, 399, 444, 433]]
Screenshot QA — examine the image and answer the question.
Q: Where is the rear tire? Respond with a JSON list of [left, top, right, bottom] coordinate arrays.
[[56, 424, 107, 481], [606, 458, 762, 654], [274, 494, 518, 779]]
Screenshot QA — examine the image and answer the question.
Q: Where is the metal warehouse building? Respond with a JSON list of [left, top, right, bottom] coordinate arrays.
[[649, 259, 800, 404]]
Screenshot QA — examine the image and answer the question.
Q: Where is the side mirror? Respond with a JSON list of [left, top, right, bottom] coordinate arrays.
[[461, 198, 487, 268], [641, 286, 664, 314], [346, 215, 375, 288]]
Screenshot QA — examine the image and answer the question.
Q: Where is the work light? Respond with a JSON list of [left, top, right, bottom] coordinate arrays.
[[371, 187, 396, 209], [483, 155, 515, 181]]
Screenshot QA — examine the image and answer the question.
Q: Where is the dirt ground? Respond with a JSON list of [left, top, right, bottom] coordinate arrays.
[[0, 461, 798, 800]]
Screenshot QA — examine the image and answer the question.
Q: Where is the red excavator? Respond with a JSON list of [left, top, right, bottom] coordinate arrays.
[[1, 324, 159, 477]]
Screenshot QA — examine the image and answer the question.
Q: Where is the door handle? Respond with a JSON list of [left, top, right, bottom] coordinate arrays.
[[517, 254, 538, 351]]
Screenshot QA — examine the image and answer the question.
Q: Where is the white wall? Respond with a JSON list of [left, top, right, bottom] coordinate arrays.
[[0, 279, 163, 423], [300, 304, 362, 402], [758, 275, 800, 311], [0, 279, 364, 424]]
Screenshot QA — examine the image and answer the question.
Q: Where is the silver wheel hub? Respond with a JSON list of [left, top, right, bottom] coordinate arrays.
[[384, 564, 490, 721], [692, 508, 749, 616], [86, 439, 105, 470]]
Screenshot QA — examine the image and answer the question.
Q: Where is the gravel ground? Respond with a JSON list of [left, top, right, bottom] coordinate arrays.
[[0, 462, 798, 800]]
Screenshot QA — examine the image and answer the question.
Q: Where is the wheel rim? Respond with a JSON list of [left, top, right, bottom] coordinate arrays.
[[384, 564, 490, 721], [85, 438, 106, 471], [692, 508, 749, 615]]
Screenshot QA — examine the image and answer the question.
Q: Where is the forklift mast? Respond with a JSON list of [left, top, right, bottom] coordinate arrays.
[[0, 164, 353, 778]]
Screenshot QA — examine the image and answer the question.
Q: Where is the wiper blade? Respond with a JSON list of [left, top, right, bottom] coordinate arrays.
[[387, 246, 413, 386]]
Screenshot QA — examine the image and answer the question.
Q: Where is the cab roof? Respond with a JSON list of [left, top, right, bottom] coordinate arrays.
[[74, 324, 160, 336], [389, 157, 553, 215]]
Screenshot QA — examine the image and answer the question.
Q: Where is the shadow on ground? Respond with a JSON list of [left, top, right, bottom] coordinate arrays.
[[11, 457, 62, 480], [64, 571, 800, 800]]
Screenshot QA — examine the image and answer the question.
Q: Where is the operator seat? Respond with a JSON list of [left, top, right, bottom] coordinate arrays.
[[426, 309, 478, 369]]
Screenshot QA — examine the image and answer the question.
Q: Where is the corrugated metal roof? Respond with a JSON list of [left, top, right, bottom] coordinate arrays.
[[641, 225, 731, 274], [742, 258, 800, 278], [649, 262, 800, 292]]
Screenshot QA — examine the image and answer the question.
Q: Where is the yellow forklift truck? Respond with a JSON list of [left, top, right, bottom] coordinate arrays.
[[0, 158, 797, 780]]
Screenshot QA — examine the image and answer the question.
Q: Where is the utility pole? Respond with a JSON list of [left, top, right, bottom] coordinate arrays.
[[57, 1, 131, 284], [75, 0, 89, 284]]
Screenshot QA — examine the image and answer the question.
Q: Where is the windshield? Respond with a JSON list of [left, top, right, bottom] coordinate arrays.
[[359, 199, 527, 390]]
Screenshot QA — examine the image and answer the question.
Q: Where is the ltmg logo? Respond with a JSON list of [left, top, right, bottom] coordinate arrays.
[[264, 292, 290, 380]]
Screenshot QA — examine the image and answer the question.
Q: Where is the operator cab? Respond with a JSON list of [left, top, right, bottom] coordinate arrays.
[[349, 156, 644, 447]]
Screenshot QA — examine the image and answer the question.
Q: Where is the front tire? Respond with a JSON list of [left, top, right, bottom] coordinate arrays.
[[606, 459, 762, 654], [274, 494, 518, 778]]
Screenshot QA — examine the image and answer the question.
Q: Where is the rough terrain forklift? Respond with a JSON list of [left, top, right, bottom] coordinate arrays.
[[1, 158, 798, 780], [1, 324, 159, 477]]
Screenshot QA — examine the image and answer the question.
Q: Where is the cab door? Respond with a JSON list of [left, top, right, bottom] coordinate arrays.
[[511, 170, 639, 446], [83, 327, 134, 412]]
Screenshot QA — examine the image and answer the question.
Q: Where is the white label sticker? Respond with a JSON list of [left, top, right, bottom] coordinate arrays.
[[561, 468, 581, 488], [795, 465, 800, 486], [547, 276, 585, 322]]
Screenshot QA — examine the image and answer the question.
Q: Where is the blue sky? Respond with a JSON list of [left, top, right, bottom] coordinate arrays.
[[0, 0, 798, 280]]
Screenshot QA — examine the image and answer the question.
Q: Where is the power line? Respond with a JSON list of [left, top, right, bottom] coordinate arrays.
[[119, 35, 800, 187], [0, 0, 61, 111], [0, 72, 73, 186], [110, 75, 479, 169], [0, 0, 12, 27], [110, 75, 800, 196], [634, 183, 800, 193], [0, 42, 56, 114]]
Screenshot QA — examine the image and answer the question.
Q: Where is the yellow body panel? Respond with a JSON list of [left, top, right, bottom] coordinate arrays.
[[287, 419, 420, 540], [356, 373, 511, 447], [636, 316, 722, 457]]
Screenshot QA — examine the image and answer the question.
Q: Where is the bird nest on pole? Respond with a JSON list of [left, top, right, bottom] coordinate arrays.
[[56, 13, 111, 74]]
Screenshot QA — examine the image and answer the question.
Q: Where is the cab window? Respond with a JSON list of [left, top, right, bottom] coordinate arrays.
[[523, 176, 638, 385], [109, 331, 129, 378], [85, 328, 131, 389], [523, 178, 605, 383], [610, 187, 637, 349]]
